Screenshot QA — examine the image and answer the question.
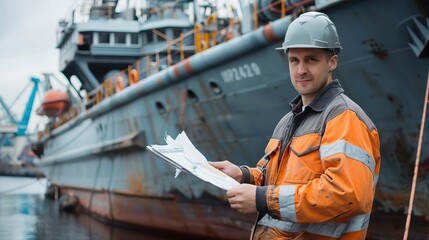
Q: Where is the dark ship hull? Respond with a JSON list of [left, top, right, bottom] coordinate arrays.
[[35, 0, 429, 238]]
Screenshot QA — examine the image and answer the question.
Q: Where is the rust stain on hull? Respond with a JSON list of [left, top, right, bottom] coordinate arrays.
[[58, 186, 253, 239]]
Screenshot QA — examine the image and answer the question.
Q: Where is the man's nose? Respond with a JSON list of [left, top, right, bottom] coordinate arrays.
[[297, 63, 308, 75]]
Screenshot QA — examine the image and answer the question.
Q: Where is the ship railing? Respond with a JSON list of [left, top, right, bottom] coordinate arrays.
[[151, 28, 193, 66], [40, 104, 83, 137], [55, 0, 318, 125], [252, 0, 315, 29], [80, 1, 292, 110], [80, 19, 214, 107], [252, 0, 287, 30], [82, 17, 240, 110]]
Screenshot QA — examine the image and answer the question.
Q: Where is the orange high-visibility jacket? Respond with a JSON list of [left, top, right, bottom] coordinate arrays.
[[241, 80, 381, 239]]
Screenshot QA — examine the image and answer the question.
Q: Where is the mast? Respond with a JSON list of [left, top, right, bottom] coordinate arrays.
[[238, 0, 253, 33]]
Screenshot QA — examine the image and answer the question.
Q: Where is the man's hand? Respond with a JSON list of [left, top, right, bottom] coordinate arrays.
[[209, 160, 243, 182], [227, 184, 257, 214]]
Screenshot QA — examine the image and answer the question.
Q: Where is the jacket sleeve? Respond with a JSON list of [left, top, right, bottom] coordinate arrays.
[[240, 138, 280, 186], [264, 109, 381, 223], [240, 160, 265, 186]]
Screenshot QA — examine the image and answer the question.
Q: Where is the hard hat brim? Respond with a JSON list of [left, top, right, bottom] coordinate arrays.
[[276, 45, 341, 53]]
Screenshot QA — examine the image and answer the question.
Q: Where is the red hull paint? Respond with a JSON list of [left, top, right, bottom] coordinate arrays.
[[60, 186, 429, 239], [60, 186, 253, 239]]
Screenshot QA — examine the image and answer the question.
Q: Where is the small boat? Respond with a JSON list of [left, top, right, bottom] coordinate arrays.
[[36, 90, 70, 118]]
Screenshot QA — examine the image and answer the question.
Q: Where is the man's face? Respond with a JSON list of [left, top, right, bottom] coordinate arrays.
[[288, 48, 337, 104]]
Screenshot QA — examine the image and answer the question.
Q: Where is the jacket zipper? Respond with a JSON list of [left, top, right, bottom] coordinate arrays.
[[275, 110, 306, 182]]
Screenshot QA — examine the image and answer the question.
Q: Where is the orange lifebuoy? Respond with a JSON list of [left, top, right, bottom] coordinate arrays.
[[128, 69, 139, 86], [115, 75, 124, 93]]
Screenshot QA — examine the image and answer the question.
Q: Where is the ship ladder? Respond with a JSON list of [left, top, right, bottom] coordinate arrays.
[[403, 70, 429, 240]]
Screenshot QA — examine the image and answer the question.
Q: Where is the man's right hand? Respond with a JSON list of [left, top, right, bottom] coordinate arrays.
[[209, 160, 243, 183]]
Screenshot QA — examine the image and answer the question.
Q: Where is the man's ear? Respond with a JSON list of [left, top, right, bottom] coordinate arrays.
[[329, 55, 338, 71]]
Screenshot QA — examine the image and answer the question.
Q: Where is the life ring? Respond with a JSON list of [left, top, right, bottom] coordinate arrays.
[[115, 75, 125, 93], [128, 69, 139, 86]]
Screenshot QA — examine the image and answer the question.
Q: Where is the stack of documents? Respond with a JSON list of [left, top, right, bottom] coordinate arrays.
[[146, 131, 239, 190]]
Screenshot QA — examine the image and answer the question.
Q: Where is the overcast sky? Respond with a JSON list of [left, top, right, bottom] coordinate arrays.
[[0, 0, 77, 132]]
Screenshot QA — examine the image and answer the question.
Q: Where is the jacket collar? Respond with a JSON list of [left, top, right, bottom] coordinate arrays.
[[290, 79, 344, 113]]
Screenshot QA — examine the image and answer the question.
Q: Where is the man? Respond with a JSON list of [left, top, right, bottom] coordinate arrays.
[[210, 12, 381, 239]]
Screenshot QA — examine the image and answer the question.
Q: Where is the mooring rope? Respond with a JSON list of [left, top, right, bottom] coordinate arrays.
[[403, 70, 429, 240]]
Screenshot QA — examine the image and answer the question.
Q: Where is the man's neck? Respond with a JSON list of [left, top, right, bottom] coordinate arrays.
[[301, 96, 313, 106]]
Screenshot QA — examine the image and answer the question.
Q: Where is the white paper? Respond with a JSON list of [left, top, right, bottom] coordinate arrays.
[[146, 131, 239, 190]]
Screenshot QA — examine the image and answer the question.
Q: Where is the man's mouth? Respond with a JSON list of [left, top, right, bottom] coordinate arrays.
[[297, 79, 312, 82]]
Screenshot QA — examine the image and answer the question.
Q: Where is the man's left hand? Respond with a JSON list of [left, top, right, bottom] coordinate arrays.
[[227, 184, 257, 214]]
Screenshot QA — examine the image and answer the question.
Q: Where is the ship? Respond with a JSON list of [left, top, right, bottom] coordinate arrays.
[[33, 0, 429, 239]]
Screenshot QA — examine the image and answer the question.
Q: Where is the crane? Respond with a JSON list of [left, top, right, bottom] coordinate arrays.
[[17, 77, 40, 136], [0, 77, 40, 163]]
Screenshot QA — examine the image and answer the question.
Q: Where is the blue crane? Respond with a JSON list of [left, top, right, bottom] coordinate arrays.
[[16, 77, 40, 136], [0, 77, 40, 162]]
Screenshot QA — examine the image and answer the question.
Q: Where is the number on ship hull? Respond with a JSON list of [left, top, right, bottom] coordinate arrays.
[[220, 62, 261, 83]]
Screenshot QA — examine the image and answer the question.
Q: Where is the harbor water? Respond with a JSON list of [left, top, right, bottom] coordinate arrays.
[[1, 176, 428, 239], [0, 176, 170, 240]]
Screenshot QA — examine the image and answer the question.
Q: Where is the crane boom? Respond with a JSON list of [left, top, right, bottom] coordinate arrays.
[[17, 77, 40, 136]]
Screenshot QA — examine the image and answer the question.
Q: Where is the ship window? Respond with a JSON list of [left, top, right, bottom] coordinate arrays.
[[79, 32, 92, 45], [131, 33, 139, 44], [155, 101, 166, 115], [146, 31, 153, 43], [209, 81, 222, 95], [115, 33, 126, 44], [186, 89, 198, 103], [99, 32, 110, 44], [78, 32, 92, 51]]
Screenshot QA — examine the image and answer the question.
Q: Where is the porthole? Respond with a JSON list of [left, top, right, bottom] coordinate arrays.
[[187, 89, 198, 103], [209, 81, 222, 95], [155, 101, 166, 115]]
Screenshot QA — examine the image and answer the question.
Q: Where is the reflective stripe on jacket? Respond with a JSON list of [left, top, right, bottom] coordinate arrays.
[[242, 80, 381, 239]]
